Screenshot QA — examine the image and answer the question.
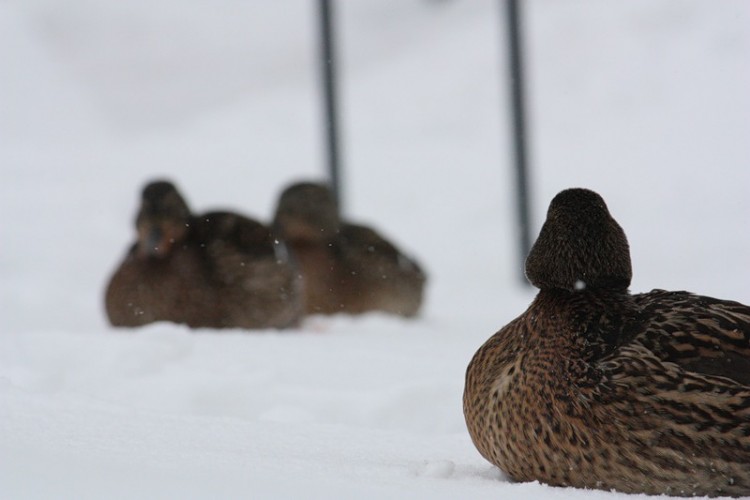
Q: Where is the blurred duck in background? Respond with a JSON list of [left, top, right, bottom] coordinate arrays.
[[105, 180, 303, 330], [273, 181, 426, 318]]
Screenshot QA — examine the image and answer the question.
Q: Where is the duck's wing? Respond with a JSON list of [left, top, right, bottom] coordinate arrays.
[[192, 212, 287, 285], [632, 290, 750, 385], [195, 212, 276, 257], [337, 223, 426, 279], [602, 343, 750, 489]]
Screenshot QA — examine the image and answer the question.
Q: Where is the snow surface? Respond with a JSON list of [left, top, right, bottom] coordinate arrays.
[[2, 0, 749, 498]]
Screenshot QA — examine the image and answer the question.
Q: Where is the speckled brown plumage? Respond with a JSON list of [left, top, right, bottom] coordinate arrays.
[[105, 180, 303, 329], [463, 188, 750, 497], [273, 181, 426, 317]]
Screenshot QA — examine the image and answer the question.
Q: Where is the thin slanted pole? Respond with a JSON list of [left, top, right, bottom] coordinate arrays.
[[504, 0, 533, 285], [317, 0, 343, 210]]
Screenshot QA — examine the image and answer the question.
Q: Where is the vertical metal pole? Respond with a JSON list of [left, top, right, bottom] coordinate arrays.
[[504, 0, 532, 285], [318, 0, 343, 210]]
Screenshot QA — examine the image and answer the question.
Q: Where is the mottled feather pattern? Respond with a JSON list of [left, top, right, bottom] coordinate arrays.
[[466, 289, 750, 496], [633, 290, 750, 384]]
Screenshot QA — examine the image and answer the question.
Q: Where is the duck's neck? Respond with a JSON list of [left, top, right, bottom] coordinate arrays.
[[531, 287, 638, 361], [533, 287, 633, 308]]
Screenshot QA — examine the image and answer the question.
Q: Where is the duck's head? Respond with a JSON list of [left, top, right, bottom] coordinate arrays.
[[135, 180, 191, 258], [273, 181, 340, 242], [525, 188, 632, 292]]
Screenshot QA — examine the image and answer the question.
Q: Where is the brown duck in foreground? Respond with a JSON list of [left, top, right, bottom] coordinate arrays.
[[105, 180, 302, 329], [463, 188, 750, 497], [273, 181, 426, 317]]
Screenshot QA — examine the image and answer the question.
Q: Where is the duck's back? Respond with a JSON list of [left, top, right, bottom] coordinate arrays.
[[334, 223, 426, 317], [282, 223, 426, 317], [633, 290, 750, 384]]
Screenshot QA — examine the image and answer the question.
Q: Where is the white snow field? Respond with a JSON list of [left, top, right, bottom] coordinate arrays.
[[2, 0, 749, 498]]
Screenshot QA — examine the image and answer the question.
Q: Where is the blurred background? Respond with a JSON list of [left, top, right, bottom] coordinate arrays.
[[2, 0, 749, 332]]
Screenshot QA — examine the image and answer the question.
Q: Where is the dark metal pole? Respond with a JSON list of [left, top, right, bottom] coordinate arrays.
[[318, 0, 343, 210], [504, 0, 532, 285]]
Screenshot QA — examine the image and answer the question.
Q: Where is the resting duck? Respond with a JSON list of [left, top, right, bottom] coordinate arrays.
[[105, 180, 303, 329], [272, 181, 426, 317], [463, 188, 750, 497]]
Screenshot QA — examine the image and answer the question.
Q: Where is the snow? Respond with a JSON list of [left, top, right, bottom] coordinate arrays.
[[1, 0, 749, 498]]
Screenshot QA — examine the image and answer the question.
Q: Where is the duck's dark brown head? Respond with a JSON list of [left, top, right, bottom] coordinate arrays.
[[135, 180, 191, 258], [525, 188, 632, 291], [273, 181, 340, 242]]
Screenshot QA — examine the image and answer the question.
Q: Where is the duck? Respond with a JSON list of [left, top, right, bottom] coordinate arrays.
[[105, 180, 303, 329], [272, 181, 426, 317], [463, 188, 750, 497]]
